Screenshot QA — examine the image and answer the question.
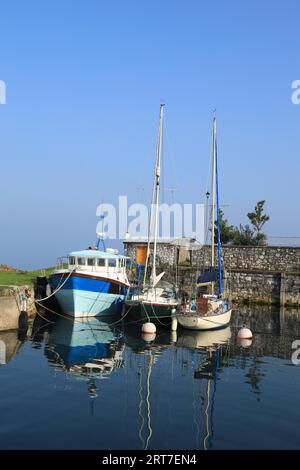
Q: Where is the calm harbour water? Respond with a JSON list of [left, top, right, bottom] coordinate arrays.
[[0, 306, 300, 450]]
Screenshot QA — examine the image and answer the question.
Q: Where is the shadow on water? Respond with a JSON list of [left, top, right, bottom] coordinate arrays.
[[1, 304, 300, 449]]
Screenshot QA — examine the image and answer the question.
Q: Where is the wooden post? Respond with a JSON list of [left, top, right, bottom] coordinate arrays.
[[223, 267, 228, 298], [280, 272, 286, 307]]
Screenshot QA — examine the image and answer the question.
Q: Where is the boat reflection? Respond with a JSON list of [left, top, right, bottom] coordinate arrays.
[[176, 327, 231, 449], [44, 317, 124, 383], [176, 326, 231, 350]]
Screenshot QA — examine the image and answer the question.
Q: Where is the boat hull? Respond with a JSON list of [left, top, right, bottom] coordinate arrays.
[[124, 301, 177, 326], [50, 272, 128, 318], [177, 309, 232, 331]]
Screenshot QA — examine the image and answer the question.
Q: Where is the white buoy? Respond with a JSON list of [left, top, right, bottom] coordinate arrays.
[[237, 328, 253, 339], [171, 317, 178, 332], [142, 322, 156, 334], [170, 331, 177, 343], [142, 333, 156, 343], [237, 338, 253, 348]]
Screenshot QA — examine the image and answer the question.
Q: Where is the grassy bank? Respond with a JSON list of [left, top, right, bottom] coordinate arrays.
[[0, 267, 54, 287]]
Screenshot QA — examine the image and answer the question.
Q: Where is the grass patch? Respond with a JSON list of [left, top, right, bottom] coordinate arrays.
[[0, 267, 55, 287]]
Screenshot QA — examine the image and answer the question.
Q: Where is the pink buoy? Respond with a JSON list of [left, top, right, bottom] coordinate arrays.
[[142, 322, 156, 334], [237, 328, 253, 340]]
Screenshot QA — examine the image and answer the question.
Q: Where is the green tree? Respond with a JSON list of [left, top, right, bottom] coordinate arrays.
[[232, 224, 258, 246], [214, 209, 236, 244], [233, 201, 270, 246], [247, 200, 270, 238], [247, 200, 269, 246], [212, 201, 270, 246]]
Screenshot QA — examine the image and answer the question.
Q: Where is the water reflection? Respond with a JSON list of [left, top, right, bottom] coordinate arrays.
[[39, 307, 300, 448], [0, 330, 22, 365], [0, 314, 29, 365], [1, 305, 300, 449], [176, 326, 231, 349], [44, 317, 124, 387]]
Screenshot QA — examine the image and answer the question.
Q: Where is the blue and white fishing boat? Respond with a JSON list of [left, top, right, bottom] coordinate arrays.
[[49, 246, 130, 318]]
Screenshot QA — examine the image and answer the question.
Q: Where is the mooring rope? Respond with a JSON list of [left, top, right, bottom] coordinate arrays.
[[150, 303, 173, 326], [35, 298, 134, 327], [35, 268, 76, 302]]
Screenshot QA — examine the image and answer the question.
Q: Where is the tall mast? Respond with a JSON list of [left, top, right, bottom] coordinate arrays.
[[215, 119, 223, 296], [151, 103, 164, 286], [211, 116, 217, 295], [143, 104, 164, 286]]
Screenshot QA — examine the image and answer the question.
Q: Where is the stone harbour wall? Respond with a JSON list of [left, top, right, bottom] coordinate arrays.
[[192, 245, 300, 271], [225, 271, 281, 305], [124, 242, 300, 306]]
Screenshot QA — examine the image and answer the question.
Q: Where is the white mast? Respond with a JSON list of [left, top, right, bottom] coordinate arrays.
[[144, 104, 164, 287], [151, 103, 164, 287], [211, 116, 217, 295]]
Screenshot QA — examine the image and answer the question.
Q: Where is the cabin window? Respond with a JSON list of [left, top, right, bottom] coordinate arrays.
[[108, 259, 116, 268], [87, 258, 95, 266], [69, 257, 76, 265], [97, 258, 106, 267], [78, 257, 86, 265]]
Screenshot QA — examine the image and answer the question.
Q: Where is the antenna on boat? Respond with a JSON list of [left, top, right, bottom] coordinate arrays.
[[96, 199, 106, 251], [96, 231, 106, 251]]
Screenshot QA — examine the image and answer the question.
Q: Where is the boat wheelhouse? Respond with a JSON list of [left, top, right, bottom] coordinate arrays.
[[50, 249, 130, 318]]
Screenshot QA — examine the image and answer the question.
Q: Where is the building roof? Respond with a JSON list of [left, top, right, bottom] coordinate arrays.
[[69, 250, 130, 259], [123, 237, 202, 248]]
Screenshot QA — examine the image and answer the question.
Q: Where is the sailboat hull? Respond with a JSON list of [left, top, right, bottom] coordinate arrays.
[[177, 309, 232, 331], [124, 300, 177, 326]]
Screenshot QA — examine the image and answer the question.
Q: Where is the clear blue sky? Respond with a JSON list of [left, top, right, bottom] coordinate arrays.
[[0, 0, 299, 270]]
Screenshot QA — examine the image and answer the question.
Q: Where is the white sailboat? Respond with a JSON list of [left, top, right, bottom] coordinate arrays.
[[125, 104, 178, 325], [177, 115, 232, 331]]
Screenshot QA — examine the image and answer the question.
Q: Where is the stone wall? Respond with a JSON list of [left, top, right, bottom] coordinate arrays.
[[0, 287, 35, 331], [284, 273, 300, 305], [225, 271, 281, 304], [124, 242, 300, 306], [192, 245, 300, 272]]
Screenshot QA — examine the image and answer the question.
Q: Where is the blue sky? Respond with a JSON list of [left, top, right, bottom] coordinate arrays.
[[0, 0, 299, 269]]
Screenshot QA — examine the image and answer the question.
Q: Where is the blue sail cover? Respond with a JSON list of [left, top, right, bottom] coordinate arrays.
[[197, 268, 218, 284]]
